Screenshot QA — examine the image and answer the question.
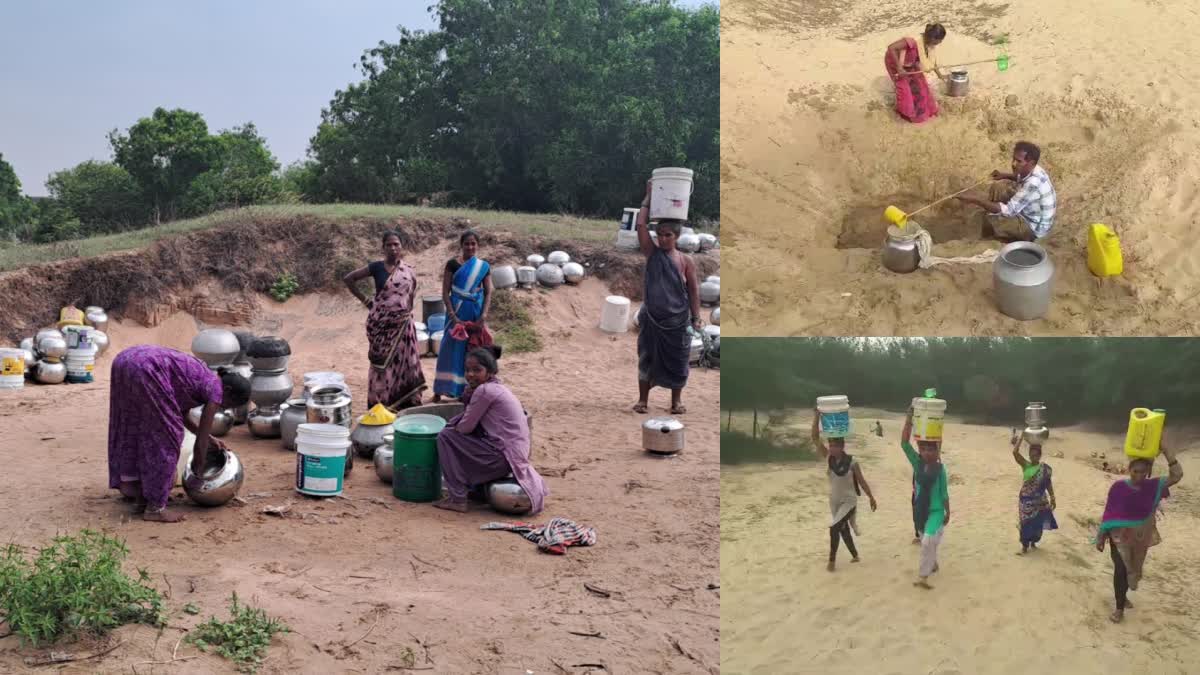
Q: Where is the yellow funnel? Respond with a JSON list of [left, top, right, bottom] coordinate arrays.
[[884, 205, 908, 228]]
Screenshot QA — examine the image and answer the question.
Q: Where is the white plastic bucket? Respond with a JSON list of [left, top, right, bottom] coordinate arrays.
[[912, 397, 947, 441], [816, 395, 850, 438], [0, 347, 26, 389], [62, 325, 95, 350], [296, 423, 350, 496], [621, 207, 640, 231], [65, 346, 96, 383], [649, 167, 695, 221], [492, 265, 517, 289], [600, 296, 631, 333], [615, 230, 640, 250]]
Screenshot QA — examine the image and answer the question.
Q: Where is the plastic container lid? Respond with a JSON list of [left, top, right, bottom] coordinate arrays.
[[361, 403, 397, 426], [297, 423, 350, 438], [393, 414, 448, 437]]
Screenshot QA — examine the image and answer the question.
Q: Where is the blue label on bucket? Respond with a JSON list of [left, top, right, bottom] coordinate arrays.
[[296, 453, 345, 495], [821, 411, 850, 438]]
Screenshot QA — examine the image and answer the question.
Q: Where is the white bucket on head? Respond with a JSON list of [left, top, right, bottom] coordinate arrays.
[[65, 346, 96, 383], [816, 395, 850, 438], [912, 397, 948, 441], [616, 229, 640, 250], [492, 265, 517, 289], [296, 423, 350, 496], [649, 167, 695, 222], [600, 296, 631, 333], [0, 347, 26, 389]]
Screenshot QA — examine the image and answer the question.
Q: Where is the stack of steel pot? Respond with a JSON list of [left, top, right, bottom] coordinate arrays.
[[191, 329, 248, 424], [246, 337, 292, 438]]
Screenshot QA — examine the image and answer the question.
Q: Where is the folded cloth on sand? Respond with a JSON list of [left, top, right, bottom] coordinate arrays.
[[482, 517, 597, 555]]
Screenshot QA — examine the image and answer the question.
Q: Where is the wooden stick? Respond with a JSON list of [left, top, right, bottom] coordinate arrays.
[[904, 177, 991, 220], [895, 57, 1009, 77]]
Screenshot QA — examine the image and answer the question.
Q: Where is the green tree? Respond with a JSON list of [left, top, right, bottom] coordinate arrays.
[[181, 123, 282, 215], [45, 161, 148, 232], [109, 108, 219, 223], [0, 153, 35, 240]]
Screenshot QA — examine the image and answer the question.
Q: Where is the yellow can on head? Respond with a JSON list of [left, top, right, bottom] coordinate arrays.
[[884, 205, 908, 228]]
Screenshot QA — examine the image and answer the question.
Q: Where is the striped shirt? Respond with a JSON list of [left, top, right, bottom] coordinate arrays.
[[1000, 165, 1057, 238]]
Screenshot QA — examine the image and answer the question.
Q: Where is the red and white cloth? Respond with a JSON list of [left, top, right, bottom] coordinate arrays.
[[482, 517, 597, 555]]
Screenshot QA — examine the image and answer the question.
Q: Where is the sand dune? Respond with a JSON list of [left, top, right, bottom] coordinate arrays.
[[721, 411, 1200, 674], [721, 0, 1200, 336]]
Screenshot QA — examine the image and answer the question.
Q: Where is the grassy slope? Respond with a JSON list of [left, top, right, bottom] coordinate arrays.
[[0, 203, 621, 272]]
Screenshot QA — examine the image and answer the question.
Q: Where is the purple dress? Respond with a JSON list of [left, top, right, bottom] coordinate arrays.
[[107, 345, 223, 509], [436, 379, 547, 514]]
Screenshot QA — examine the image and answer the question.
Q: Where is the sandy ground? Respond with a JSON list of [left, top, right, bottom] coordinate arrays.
[[721, 0, 1200, 336], [721, 409, 1200, 674], [0, 239, 719, 674]]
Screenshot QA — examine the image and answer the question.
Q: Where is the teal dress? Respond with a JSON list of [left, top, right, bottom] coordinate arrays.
[[902, 440, 949, 535]]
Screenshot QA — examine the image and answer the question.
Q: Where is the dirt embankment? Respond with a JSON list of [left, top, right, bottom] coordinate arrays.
[[0, 214, 718, 341]]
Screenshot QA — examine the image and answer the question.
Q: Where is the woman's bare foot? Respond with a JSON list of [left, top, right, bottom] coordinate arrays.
[[432, 497, 468, 513], [912, 537, 921, 545], [913, 577, 933, 589], [632, 401, 648, 414], [142, 507, 187, 523], [1124, 599, 1134, 609], [1110, 609, 1124, 623], [670, 403, 687, 415], [826, 560, 835, 572], [931, 564, 939, 574], [1017, 547, 1028, 556], [851, 556, 861, 563]]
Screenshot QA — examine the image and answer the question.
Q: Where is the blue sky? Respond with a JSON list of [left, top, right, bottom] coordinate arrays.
[[0, 1, 717, 196]]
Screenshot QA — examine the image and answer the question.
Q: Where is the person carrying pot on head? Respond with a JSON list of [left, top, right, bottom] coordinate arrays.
[[433, 346, 547, 514], [632, 178, 703, 416], [433, 229, 494, 403], [107, 345, 251, 523], [956, 141, 1057, 242], [343, 230, 427, 410], [1012, 435, 1058, 555], [1094, 438, 1183, 624], [811, 409, 879, 572], [901, 405, 950, 588]]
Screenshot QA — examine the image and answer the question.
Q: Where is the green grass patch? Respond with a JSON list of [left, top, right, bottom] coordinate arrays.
[[0, 529, 165, 646], [489, 288, 542, 353], [186, 593, 289, 673], [720, 430, 817, 465], [0, 203, 620, 272]]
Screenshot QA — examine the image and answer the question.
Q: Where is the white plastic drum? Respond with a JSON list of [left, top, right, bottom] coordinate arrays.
[[492, 265, 517, 289], [649, 167, 695, 221], [296, 423, 350, 497], [600, 296, 631, 334], [0, 347, 26, 389]]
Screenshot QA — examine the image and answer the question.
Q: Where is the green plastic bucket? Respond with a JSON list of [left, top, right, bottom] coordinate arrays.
[[392, 414, 447, 502]]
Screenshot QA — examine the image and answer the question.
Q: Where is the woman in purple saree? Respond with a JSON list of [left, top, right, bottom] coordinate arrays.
[[1094, 439, 1183, 623], [107, 345, 251, 522], [433, 346, 546, 514]]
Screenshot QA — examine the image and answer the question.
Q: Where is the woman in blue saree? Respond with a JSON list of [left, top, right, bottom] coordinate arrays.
[[1011, 436, 1058, 555], [433, 230, 494, 402]]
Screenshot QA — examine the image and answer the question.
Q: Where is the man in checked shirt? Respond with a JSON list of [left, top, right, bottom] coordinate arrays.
[[957, 140, 1057, 242]]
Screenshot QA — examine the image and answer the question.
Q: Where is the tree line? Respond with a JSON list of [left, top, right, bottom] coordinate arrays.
[[0, 0, 718, 244], [722, 338, 1200, 428]]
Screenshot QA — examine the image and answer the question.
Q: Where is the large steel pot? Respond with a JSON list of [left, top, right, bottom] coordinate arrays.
[[182, 448, 244, 507], [526, 254, 545, 267], [698, 233, 718, 251], [562, 262, 585, 284], [246, 336, 291, 371], [250, 369, 293, 409], [191, 329, 240, 367], [994, 242, 1055, 320], [84, 308, 109, 333], [90, 330, 110, 356], [486, 478, 532, 515], [430, 331, 444, 356], [35, 360, 66, 384], [307, 385, 352, 428], [36, 328, 64, 346], [516, 266, 537, 287], [1022, 402, 1049, 445], [703, 325, 720, 340], [688, 333, 704, 364], [947, 69, 970, 97], [248, 355, 290, 371], [19, 337, 35, 353], [710, 307, 720, 326], [232, 331, 256, 365], [188, 405, 233, 437], [374, 433, 395, 483], [492, 265, 517, 289], [279, 398, 308, 450], [677, 233, 701, 253], [248, 407, 282, 438], [882, 225, 921, 274], [642, 417, 685, 455], [416, 330, 431, 356], [302, 372, 345, 400], [38, 335, 67, 361], [351, 417, 392, 458], [547, 250, 570, 266], [21, 348, 37, 372], [700, 281, 720, 306], [536, 263, 564, 287]]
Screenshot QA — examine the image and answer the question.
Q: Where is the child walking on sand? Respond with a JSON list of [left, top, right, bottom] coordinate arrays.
[[811, 409, 878, 571], [901, 405, 949, 588]]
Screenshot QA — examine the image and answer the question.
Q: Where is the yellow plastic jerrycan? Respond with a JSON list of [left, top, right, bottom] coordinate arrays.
[[1124, 408, 1166, 460], [1087, 223, 1123, 277], [57, 303, 85, 329]]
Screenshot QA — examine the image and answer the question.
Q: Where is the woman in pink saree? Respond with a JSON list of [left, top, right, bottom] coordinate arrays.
[[884, 23, 948, 124], [343, 231, 426, 410]]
